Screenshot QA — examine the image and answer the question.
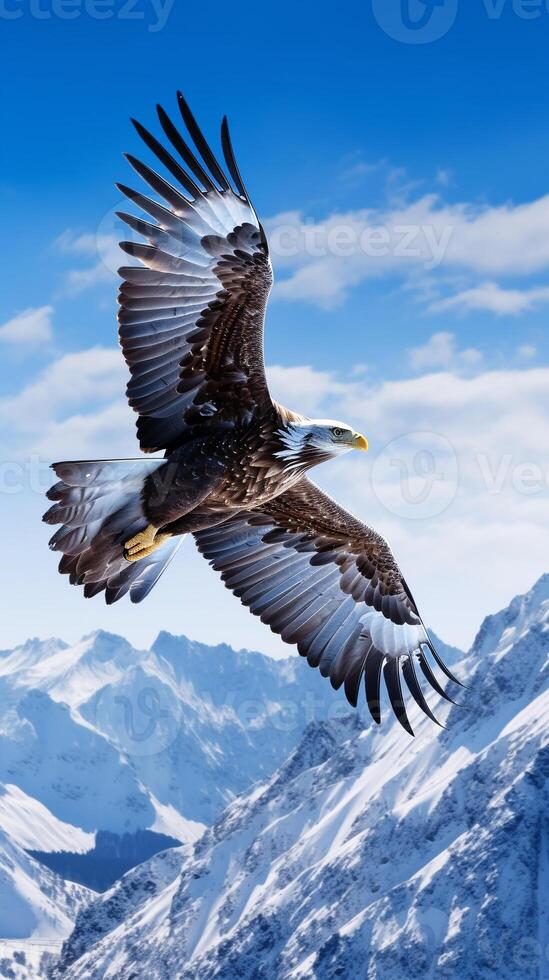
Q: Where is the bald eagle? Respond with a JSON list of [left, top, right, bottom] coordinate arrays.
[[44, 92, 463, 734]]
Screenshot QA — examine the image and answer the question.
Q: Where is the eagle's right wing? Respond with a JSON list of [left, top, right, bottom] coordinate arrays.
[[118, 92, 274, 454], [195, 478, 464, 735]]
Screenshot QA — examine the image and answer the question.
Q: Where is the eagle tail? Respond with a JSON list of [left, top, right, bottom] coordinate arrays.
[[43, 458, 183, 604]]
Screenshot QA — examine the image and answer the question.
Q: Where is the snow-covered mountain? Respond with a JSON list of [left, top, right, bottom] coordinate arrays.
[[0, 829, 92, 980], [0, 628, 357, 848], [1, 624, 374, 970], [53, 575, 549, 980]]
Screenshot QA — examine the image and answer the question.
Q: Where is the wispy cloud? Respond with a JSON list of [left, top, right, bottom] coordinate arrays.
[[408, 332, 482, 371], [338, 155, 386, 185], [54, 231, 121, 295], [435, 168, 453, 188], [429, 281, 549, 316], [51, 186, 549, 321], [0, 347, 131, 459], [0, 306, 53, 346], [266, 364, 347, 415], [266, 191, 549, 310], [517, 344, 537, 360]]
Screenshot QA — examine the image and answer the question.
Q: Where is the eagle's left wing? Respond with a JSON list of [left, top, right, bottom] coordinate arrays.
[[194, 479, 463, 735], [117, 92, 273, 453]]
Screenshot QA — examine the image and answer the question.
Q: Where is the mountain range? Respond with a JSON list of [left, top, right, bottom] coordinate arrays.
[[1, 577, 548, 978], [0, 622, 365, 968]]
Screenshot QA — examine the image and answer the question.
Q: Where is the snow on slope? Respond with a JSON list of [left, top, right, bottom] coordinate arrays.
[[0, 828, 95, 980], [0, 830, 92, 940], [0, 784, 93, 853], [54, 575, 549, 980], [0, 828, 93, 980]]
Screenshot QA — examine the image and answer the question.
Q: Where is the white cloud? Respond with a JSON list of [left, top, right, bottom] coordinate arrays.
[[265, 191, 549, 309], [265, 202, 455, 307], [54, 231, 121, 295], [55, 231, 102, 255], [52, 189, 549, 319], [429, 282, 549, 316], [408, 332, 482, 371], [0, 347, 133, 461], [517, 344, 537, 360], [0, 347, 124, 426], [339, 156, 385, 185], [266, 364, 347, 415], [32, 400, 134, 461], [0, 306, 53, 345]]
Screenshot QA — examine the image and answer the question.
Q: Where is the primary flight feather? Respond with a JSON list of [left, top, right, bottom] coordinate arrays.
[[44, 91, 463, 735]]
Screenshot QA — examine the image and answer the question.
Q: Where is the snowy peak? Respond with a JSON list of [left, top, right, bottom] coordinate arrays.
[[0, 624, 345, 845], [76, 630, 136, 665], [271, 715, 362, 787], [471, 572, 549, 658], [447, 573, 549, 737], [151, 630, 305, 702], [0, 636, 68, 675], [0, 630, 141, 707]]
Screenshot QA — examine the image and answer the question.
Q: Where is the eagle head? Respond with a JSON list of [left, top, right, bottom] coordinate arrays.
[[274, 418, 368, 471]]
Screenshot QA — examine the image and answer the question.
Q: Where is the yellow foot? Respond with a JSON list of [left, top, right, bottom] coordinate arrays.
[[124, 525, 171, 562]]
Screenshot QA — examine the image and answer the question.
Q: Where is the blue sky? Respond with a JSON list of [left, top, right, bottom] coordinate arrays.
[[2, 0, 549, 654]]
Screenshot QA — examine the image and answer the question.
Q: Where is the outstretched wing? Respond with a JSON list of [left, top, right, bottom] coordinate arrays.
[[117, 92, 273, 453], [194, 479, 463, 735]]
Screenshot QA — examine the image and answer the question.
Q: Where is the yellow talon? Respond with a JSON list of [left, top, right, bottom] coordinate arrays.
[[124, 525, 171, 562]]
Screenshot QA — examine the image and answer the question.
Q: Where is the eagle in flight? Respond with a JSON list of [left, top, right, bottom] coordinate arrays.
[[44, 92, 463, 735]]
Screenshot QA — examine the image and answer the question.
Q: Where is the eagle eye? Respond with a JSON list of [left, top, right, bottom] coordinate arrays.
[[332, 427, 344, 438]]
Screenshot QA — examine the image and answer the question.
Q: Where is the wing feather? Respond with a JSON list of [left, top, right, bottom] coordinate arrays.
[[118, 93, 274, 452], [194, 479, 463, 734]]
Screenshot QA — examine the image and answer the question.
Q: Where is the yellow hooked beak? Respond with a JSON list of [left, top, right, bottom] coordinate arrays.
[[353, 432, 369, 451]]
